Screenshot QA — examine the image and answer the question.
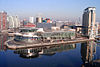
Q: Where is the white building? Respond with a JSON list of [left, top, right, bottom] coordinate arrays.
[[7, 16, 20, 28], [29, 17, 34, 24]]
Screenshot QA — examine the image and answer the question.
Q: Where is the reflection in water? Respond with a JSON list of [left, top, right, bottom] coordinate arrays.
[[14, 48, 40, 59], [0, 34, 8, 51], [81, 41, 100, 67], [81, 41, 96, 63], [14, 44, 76, 59], [1, 34, 100, 67]]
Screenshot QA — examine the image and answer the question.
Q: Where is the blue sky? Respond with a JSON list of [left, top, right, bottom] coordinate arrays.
[[0, 0, 100, 21]]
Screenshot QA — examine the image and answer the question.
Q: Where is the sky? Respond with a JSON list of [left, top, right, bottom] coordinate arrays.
[[0, 0, 100, 21]]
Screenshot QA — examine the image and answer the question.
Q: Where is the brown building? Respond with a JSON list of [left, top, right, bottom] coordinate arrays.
[[0, 11, 7, 30]]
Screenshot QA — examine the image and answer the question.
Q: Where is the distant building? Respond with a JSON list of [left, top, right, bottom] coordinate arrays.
[[60, 25, 71, 29], [95, 22, 98, 36], [36, 17, 43, 23], [29, 17, 34, 24], [24, 23, 36, 28], [98, 22, 100, 33], [51, 27, 60, 31], [23, 19, 29, 26], [0, 11, 8, 30], [82, 7, 97, 39], [7, 16, 20, 28], [20, 21, 24, 28], [42, 18, 52, 23], [36, 23, 52, 31]]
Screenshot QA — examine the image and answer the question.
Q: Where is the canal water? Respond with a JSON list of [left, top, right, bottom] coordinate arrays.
[[0, 34, 100, 67]]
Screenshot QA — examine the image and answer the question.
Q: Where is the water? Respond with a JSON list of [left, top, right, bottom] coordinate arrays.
[[0, 34, 100, 67]]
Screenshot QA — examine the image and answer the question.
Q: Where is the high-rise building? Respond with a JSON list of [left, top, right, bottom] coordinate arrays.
[[29, 17, 34, 24], [0, 11, 8, 30], [82, 7, 97, 39], [7, 16, 20, 28], [36, 17, 43, 23]]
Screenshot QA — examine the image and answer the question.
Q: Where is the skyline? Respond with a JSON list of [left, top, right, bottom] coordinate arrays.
[[0, 0, 100, 21]]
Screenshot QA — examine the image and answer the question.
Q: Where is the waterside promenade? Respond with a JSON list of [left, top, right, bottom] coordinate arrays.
[[5, 38, 95, 49]]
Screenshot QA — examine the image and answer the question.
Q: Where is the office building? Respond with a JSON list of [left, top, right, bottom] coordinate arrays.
[[0, 11, 8, 30], [82, 7, 96, 39]]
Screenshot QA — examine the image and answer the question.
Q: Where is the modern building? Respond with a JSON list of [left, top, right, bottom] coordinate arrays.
[[7, 16, 20, 28], [82, 7, 97, 39], [36, 17, 43, 23], [29, 17, 34, 24], [40, 30, 76, 41], [0, 11, 8, 30]]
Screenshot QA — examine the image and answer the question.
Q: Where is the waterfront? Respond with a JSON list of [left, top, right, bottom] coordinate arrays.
[[0, 35, 100, 67]]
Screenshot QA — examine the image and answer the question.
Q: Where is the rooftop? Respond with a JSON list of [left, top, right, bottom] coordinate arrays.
[[85, 7, 96, 11]]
